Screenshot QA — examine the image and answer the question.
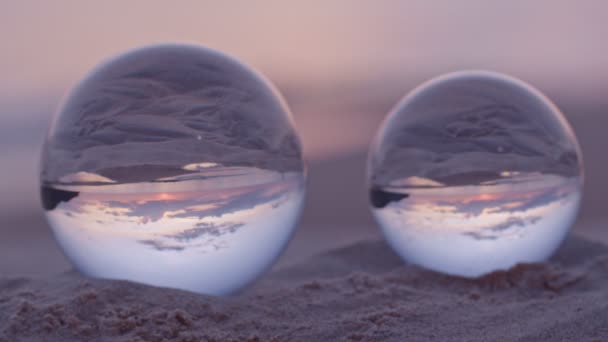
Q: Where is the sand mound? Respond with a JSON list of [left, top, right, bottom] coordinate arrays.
[[1, 235, 607, 341]]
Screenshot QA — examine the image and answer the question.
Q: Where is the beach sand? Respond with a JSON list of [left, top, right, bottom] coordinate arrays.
[[1, 102, 608, 340], [1, 231, 607, 341], [1, 147, 608, 341]]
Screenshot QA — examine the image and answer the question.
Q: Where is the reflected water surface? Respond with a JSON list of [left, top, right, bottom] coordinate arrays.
[[43, 167, 305, 295], [371, 173, 581, 276]]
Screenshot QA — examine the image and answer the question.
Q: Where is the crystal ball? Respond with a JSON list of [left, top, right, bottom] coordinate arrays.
[[368, 71, 583, 277], [40, 44, 306, 295]]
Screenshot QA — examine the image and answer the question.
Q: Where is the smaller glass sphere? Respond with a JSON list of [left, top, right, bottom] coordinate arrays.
[[367, 71, 583, 277], [40, 44, 306, 295]]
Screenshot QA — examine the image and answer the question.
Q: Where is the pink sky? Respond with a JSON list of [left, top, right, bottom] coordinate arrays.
[[0, 1, 606, 211], [2, 1, 607, 96]]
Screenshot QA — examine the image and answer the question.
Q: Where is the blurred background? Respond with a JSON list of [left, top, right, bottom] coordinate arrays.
[[1, 0, 607, 275]]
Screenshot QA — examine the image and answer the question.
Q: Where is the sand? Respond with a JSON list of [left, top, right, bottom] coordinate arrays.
[[1, 234, 607, 342]]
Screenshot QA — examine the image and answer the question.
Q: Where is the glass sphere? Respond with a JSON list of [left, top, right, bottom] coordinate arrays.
[[40, 44, 306, 295], [368, 71, 583, 277]]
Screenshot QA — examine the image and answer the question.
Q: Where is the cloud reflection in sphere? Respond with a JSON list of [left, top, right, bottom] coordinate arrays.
[[368, 71, 583, 277], [40, 44, 306, 295]]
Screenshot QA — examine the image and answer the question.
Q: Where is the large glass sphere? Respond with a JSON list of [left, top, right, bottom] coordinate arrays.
[[368, 71, 583, 277], [40, 44, 306, 295]]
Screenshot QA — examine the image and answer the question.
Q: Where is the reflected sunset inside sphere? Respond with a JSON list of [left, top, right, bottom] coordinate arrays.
[[368, 71, 583, 277], [40, 44, 306, 295]]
